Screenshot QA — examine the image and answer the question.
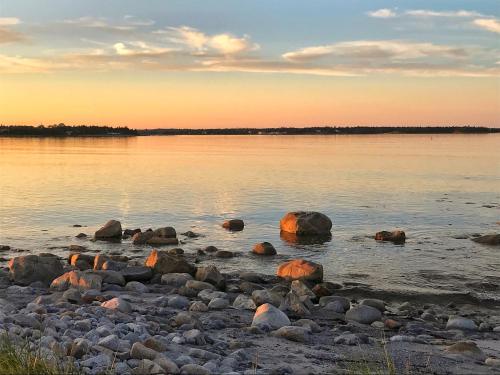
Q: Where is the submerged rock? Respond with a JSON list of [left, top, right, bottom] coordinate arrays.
[[472, 234, 500, 246], [9, 254, 63, 286], [280, 211, 332, 235], [276, 259, 323, 283], [94, 220, 122, 240], [252, 242, 277, 256], [222, 219, 244, 231], [375, 230, 406, 243]]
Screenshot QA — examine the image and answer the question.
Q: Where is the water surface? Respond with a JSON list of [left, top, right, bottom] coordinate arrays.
[[0, 135, 498, 297]]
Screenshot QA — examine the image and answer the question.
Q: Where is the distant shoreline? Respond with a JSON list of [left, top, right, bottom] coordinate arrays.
[[0, 124, 499, 137]]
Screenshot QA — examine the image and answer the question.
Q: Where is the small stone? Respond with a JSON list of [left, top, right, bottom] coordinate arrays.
[[130, 342, 158, 361], [334, 333, 369, 345], [101, 297, 132, 313], [70, 338, 90, 359], [222, 219, 244, 231], [446, 317, 478, 331], [233, 294, 257, 310], [195, 265, 225, 289], [189, 301, 209, 312], [125, 281, 149, 294], [168, 295, 190, 309], [445, 341, 486, 360], [215, 250, 234, 258], [252, 242, 277, 256], [272, 326, 310, 342], [161, 273, 193, 287], [360, 298, 385, 312], [252, 303, 290, 330], [98, 334, 120, 351], [180, 364, 210, 375], [208, 297, 229, 310], [345, 305, 382, 324], [485, 358, 500, 367]]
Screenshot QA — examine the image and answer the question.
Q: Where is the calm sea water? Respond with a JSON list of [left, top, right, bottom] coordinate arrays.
[[0, 135, 499, 297]]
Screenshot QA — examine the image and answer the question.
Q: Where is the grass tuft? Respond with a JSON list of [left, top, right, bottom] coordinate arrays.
[[0, 334, 79, 375]]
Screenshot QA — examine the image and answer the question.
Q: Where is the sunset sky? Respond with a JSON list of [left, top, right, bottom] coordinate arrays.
[[0, 0, 499, 128]]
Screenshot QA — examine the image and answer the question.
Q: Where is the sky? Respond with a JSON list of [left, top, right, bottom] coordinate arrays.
[[0, 0, 499, 128]]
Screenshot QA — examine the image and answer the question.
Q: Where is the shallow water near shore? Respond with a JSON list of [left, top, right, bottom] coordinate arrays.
[[0, 134, 499, 299]]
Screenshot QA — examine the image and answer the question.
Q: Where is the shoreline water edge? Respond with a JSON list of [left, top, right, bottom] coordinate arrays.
[[0, 213, 499, 374]]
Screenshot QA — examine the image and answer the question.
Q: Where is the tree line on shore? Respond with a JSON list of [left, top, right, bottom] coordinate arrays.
[[0, 124, 498, 137]]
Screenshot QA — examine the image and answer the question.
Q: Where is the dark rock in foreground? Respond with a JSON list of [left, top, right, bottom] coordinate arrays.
[[94, 219, 122, 240], [8, 254, 63, 286]]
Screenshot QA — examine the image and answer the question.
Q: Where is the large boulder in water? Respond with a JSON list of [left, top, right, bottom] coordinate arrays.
[[276, 259, 323, 283], [252, 242, 277, 256], [94, 220, 122, 240], [153, 227, 177, 238], [9, 254, 63, 286], [280, 211, 332, 236], [472, 234, 500, 246], [145, 250, 196, 275], [222, 219, 244, 231]]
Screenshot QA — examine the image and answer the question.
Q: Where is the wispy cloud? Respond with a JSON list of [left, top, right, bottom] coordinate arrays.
[[283, 40, 468, 62], [113, 41, 173, 57], [62, 16, 154, 32], [473, 18, 500, 34], [367, 9, 397, 19], [163, 26, 259, 55], [405, 10, 483, 18]]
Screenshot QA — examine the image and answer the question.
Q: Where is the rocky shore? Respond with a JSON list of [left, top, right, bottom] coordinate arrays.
[[0, 213, 499, 374]]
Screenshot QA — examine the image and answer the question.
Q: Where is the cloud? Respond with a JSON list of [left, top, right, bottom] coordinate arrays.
[[0, 17, 21, 26], [62, 16, 153, 32], [113, 41, 173, 56], [473, 18, 500, 33], [283, 40, 468, 62], [165, 26, 259, 55], [0, 27, 25, 43], [367, 9, 397, 19], [405, 10, 483, 18]]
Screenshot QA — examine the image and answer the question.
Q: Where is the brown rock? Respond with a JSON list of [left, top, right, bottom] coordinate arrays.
[[222, 219, 244, 231], [280, 211, 332, 235], [472, 234, 500, 246], [277, 259, 323, 283], [375, 230, 406, 243], [94, 220, 122, 240], [252, 242, 277, 256], [145, 250, 196, 275], [215, 250, 234, 258], [9, 254, 63, 286]]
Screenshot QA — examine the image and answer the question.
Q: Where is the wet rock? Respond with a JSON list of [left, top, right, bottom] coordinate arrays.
[[168, 248, 184, 255], [94, 219, 122, 240], [276, 259, 323, 283], [472, 234, 500, 246], [375, 230, 406, 243], [280, 211, 332, 235], [122, 266, 153, 282], [446, 317, 478, 331], [9, 254, 63, 286], [75, 233, 87, 238], [124, 228, 141, 237], [68, 244, 86, 252], [345, 305, 382, 324], [101, 297, 132, 313], [153, 226, 177, 238], [146, 237, 179, 246], [233, 294, 257, 310], [186, 280, 215, 291], [291, 280, 315, 298], [145, 250, 196, 275], [203, 246, 218, 253], [222, 219, 244, 231], [195, 265, 225, 289], [161, 273, 193, 287], [252, 303, 291, 330], [252, 242, 277, 255], [102, 260, 127, 272], [272, 326, 310, 342], [132, 231, 154, 245], [360, 298, 385, 312]]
